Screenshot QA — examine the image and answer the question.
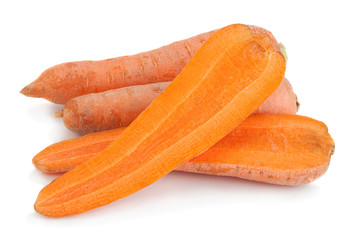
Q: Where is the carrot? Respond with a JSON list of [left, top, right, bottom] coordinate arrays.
[[59, 81, 170, 134], [58, 77, 297, 134], [254, 77, 298, 114], [178, 114, 334, 186], [21, 26, 280, 104], [33, 114, 334, 186], [34, 24, 286, 217]]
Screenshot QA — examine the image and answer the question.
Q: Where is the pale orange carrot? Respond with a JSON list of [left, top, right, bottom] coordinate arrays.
[[59, 82, 170, 134], [58, 77, 297, 134], [253, 77, 298, 114], [33, 115, 334, 186], [34, 24, 286, 217], [21, 26, 280, 104]]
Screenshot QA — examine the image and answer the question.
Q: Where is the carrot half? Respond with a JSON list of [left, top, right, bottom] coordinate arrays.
[[34, 24, 286, 217], [33, 114, 335, 186], [21, 26, 280, 104], [58, 77, 298, 134]]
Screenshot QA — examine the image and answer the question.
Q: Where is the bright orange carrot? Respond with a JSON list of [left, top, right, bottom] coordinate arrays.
[[178, 114, 334, 186], [33, 115, 334, 186], [58, 77, 297, 134], [34, 24, 286, 217], [21, 26, 280, 104]]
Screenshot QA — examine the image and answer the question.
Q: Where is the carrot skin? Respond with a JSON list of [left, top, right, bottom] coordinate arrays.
[[21, 26, 280, 104], [60, 77, 297, 134], [34, 24, 286, 217], [61, 82, 171, 134], [34, 115, 334, 186], [252, 77, 297, 114], [20, 31, 215, 104]]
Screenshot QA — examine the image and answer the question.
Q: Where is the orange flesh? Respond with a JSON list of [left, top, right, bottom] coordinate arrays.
[[34, 24, 285, 217], [178, 115, 334, 185], [34, 115, 334, 186]]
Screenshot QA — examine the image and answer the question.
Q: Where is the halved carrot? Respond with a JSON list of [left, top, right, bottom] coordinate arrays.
[[34, 24, 286, 217], [34, 114, 334, 186], [177, 114, 334, 186]]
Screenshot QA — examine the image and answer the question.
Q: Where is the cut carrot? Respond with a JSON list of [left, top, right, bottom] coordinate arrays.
[[34, 24, 286, 217], [58, 77, 297, 134], [34, 115, 334, 186], [21, 26, 280, 104], [177, 114, 334, 185]]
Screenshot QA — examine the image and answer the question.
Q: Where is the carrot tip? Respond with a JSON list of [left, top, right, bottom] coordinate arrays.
[[20, 86, 29, 96], [279, 42, 288, 64], [331, 144, 335, 156], [295, 94, 300, 111], [54, 111, 64, 118], [20, 83, 37, 97]]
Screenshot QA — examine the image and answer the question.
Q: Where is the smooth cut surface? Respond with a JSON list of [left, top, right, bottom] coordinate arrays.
[[34, 115, 334, 186], [34, 24, 285, 217]]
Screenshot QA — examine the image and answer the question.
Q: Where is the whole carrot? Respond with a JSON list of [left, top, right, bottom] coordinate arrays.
[[58, 77, 297, 134], [58, 81, 170, 134], [33, 114, 334, 186], [21, 26, 280, 104], [34, 24, 286, 217]]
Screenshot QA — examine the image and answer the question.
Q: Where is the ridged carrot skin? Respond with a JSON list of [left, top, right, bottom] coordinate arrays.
[[21, 26, 280, 104], [21, 31, 215, 104], [33, 115, 334, 186], [34, 24, 286, 217], [59, 77, 297, 134]]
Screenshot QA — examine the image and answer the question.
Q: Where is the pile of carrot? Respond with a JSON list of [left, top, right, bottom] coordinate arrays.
[[21, 24, 334, 217]]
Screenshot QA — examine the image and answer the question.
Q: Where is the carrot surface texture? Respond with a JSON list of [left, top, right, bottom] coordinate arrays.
[[34, 24, 286, 217], [33, 115, 335, 186], [21, 26, 280, 104], [59, 77, 297, 134]]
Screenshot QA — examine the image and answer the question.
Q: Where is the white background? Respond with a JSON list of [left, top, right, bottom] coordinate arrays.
[[1, 0, 359, 239]]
